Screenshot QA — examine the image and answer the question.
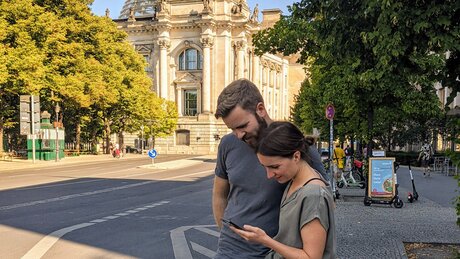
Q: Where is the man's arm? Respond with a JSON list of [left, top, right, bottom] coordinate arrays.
[[212, 176, 230, 228]]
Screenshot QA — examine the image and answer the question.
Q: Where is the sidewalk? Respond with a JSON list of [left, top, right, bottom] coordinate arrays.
[[0, 153, 149, 172], [0, 153, 217, 172], [335, 166, 459, 258]]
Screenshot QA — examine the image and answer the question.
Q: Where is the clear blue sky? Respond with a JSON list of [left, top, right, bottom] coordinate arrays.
[[90, 0, 296, 18]]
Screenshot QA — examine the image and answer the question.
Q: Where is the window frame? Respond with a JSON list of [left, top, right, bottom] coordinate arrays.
[[179, 48, 203, 71]]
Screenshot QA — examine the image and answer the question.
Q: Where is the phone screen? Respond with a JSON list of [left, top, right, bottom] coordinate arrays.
[[221, 218, 243, 230]]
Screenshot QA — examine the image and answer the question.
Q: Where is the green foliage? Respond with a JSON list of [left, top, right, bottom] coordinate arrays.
[[255, 0, 459, 225], [0, 0, 176, 152]]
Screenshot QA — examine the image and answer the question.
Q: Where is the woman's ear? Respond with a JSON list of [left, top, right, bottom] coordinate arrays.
[[293, 150, 301, 162]]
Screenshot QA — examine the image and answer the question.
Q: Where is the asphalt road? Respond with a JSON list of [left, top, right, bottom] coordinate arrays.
[[0, 156, 220, 259]]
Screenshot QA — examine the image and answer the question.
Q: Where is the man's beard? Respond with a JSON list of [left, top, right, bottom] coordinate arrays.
[[243, 114, 267, 149]]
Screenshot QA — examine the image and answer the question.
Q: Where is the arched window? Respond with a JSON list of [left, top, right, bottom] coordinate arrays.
[[179, 48, 203, 70], [176, 130, 190, 146]]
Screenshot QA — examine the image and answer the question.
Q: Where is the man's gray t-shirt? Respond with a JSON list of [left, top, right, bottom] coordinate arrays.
[[308, 145, 328, 181], [215, 134, 285, 258]]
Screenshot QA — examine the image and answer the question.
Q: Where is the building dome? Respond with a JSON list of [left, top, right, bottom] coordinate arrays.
[[119, 0, 157, 19]]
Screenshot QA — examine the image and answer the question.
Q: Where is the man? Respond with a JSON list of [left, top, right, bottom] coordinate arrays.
[[418, 142, 433, 177], [212, 79, 327, 258], [333, 144, 345, 180]]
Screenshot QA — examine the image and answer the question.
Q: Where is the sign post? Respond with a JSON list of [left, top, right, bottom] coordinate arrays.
[[325, 104, 336, 198], [148, 149, 158, 165], [20, 95, 40, 163]]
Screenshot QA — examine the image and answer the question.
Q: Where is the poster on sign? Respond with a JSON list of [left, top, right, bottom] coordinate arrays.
[[368, 157, 395, 198]]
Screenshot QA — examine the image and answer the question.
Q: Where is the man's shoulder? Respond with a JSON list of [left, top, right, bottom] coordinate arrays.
[[219, 134, 248, 151]]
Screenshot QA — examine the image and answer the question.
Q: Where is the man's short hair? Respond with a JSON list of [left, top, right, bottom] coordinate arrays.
[[215, 79, 263, 119]]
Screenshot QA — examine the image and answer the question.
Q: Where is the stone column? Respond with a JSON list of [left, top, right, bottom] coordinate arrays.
[[201, 37, 214, 114], [176, 86, 183, 116], [233, 41, 246, 79], [273, 69, 278, 119], [263, 61, 270, 107], [252, 53, 260, 87], [158, 39, 170, 99]]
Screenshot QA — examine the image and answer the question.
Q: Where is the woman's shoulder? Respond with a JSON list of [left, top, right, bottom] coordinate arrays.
[[300, 183, 332, 200]]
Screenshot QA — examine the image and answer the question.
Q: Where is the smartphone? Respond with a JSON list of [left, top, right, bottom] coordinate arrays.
[[221, 218, 244, 230]]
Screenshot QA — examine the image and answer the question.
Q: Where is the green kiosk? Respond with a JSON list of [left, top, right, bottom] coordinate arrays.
[[27, 111, 64, 160]]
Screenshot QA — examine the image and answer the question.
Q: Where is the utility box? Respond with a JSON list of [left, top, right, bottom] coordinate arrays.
[[27, 111, 64, 160]]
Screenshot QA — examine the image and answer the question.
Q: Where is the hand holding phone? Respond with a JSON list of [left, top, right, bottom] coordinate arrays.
[[221, 218, 244, 230]]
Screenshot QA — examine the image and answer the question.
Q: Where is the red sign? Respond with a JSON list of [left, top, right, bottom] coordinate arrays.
[[325, 104, 335, 120]]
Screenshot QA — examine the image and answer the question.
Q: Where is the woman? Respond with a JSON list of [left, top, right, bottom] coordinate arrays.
[[229, 121, 336, 259]]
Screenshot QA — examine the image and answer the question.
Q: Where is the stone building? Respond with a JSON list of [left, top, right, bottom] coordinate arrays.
[[114, 0, 306, 154]]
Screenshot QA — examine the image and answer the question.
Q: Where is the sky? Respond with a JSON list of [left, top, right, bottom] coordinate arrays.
[[90, 0, 296, 19]]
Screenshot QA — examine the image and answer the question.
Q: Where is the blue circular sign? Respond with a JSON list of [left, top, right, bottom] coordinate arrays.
[[148, 149, 157, 159]]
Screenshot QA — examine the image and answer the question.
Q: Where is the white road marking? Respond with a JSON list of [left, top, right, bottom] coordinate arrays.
[[1, 170, 213, 211], [195, 227, 220, 237], [171, 225, 217, 259], [21, 201, 170, 259], [165, 170, 213, 180], [191, 242, 217, 258], [0, 181, 153, 211], [21, 223, 95, 259], [171, 226, 193, 259]]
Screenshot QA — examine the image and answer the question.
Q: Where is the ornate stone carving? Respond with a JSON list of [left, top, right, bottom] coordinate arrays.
[[231, 0, 243, 14], [203, 0, 213, 13], [135, 44, 154, 53], [158, 39, 171, 49], [201, 37, 214, 48], [250, 4, 259, 23], [232, 40, 246, 51], [156, 0, 169, 14], [261, 59, 269, 67], [128, 7, 136, 21]]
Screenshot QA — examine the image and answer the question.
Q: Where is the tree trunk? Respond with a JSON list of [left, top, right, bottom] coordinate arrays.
[[104, 121, 111, 154], [0, 118, 4, 153], [387, 123, 392, 152], [367, 108, 374, 157], [75, 121, 81, 153]]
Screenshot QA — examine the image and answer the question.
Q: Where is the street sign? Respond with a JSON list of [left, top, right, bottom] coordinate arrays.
[[325, 104, 335, 120], [148, 149, 158, 159], [19, 95, 40, 135]]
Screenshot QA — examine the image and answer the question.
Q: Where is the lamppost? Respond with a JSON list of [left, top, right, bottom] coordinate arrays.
[[55, 103, 60, 162]]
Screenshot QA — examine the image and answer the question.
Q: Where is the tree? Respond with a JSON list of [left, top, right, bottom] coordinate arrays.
[[0, 0, 176, 154], [254, 0, 454, 154]]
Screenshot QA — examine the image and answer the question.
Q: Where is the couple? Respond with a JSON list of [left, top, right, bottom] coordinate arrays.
[[213, 79, 336, 259]]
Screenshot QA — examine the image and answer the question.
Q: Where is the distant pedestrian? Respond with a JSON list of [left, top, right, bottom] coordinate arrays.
[[333, 144, 345, 181], [418, 142, 433, 177], [113, 143, 120, 158]]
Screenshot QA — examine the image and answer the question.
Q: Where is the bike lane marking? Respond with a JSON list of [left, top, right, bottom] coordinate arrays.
[[171, 225, 219, 259], [21, 201, 170, 259]]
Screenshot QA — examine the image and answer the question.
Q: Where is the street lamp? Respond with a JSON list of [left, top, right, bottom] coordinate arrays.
[[55, 103, 60, 162]]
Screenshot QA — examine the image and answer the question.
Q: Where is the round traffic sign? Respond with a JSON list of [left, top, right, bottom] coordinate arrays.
[[148, 149, 158, 159], [325, 104, 335, 120]]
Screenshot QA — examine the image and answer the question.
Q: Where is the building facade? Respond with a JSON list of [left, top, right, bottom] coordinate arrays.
[[114, 0, 306, 154]]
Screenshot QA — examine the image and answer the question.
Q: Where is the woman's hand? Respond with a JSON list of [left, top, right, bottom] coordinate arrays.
[[229, 225, 270, 246]]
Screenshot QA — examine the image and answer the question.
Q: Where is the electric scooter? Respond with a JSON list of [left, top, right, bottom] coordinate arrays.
[[407, 162, 419, 203]]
